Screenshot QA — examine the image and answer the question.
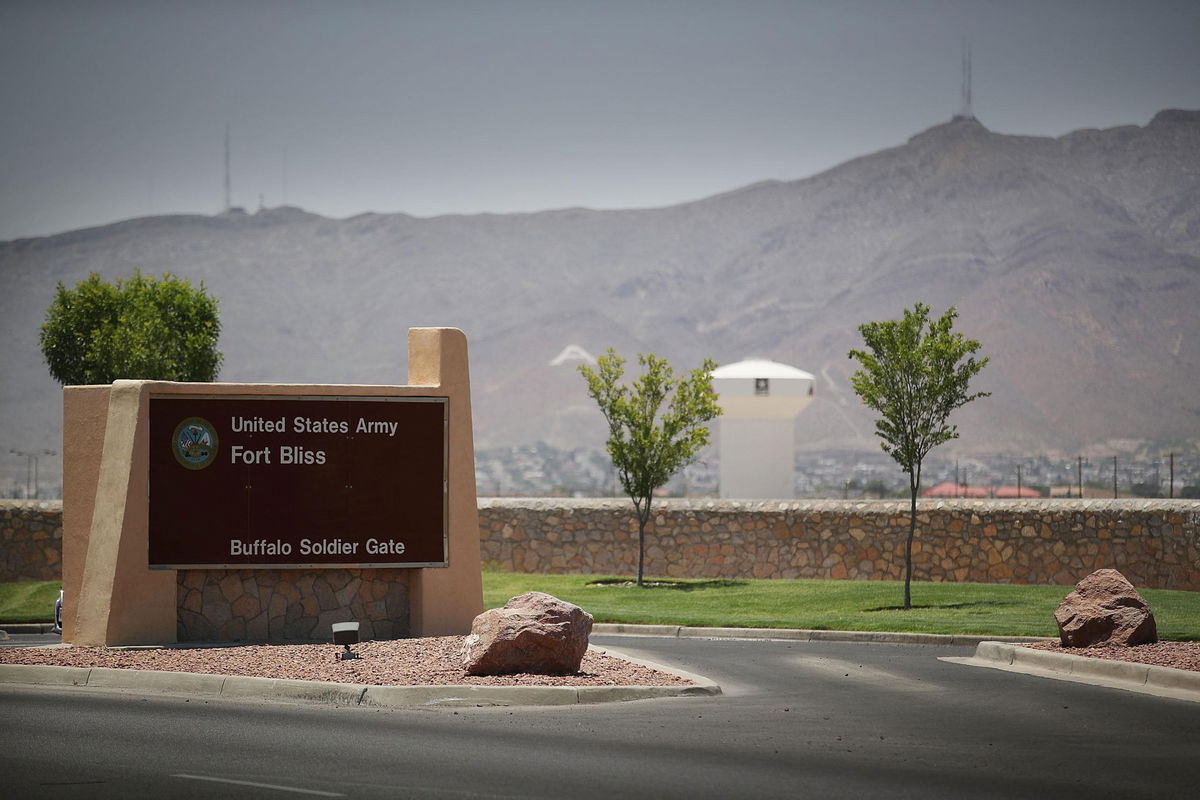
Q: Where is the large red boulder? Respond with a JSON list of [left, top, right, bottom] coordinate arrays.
[[461, 591, 594, 676], [1054, 569, 1157, 647]]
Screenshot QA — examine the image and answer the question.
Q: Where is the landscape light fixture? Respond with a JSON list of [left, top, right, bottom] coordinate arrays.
[[331, 621, 360, 661]]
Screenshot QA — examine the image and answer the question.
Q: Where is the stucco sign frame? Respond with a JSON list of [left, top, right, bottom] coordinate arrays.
[[61, 327, 484, 646]]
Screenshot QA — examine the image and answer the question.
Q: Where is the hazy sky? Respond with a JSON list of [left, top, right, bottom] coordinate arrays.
[[2, 0, 1197, 241]]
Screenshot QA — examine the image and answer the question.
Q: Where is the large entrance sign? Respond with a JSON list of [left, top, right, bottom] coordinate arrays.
[[61, 327, 484, 646], [149, 396, 448, 568]]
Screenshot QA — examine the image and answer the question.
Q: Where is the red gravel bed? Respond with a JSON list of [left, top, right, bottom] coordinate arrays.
[[0, 636, 690, 687], [1021, 641, 1200, 673]]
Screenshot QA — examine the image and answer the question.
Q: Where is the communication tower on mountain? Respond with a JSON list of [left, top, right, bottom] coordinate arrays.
[[223, 124, 232, 212], [957, 40, 974, 120]]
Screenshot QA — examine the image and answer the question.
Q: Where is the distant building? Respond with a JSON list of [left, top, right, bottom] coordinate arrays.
[[993, 485, 1042, 499], [712, 358, 814, 499], [922, 482, 1042, 498], [1049, 485, 1110, 499], [922, 481, 989, 498]]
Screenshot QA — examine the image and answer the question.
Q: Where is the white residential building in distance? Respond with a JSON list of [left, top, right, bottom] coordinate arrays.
[[711, 358, 815, 499]]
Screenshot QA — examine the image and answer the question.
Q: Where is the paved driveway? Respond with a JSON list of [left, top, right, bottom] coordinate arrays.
[[1, 635, 1196, 798]]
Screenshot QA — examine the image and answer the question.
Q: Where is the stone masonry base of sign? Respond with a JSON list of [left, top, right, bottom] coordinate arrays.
[[177, 569, 410, 642], [477, 498, 1200, 592]]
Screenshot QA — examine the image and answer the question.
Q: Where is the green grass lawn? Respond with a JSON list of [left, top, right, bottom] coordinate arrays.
[[6, 574, 1197, 640], [0, 580, 59, 624], [483, 570, 1200, 641]]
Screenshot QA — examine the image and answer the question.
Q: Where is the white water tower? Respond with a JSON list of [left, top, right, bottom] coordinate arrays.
[[711, 358, 815, 499]]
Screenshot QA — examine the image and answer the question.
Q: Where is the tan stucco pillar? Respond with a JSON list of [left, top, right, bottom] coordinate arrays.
[[407, 327, 485, 636], [67, 381, 176, 645], [62, 385, 110, 644]]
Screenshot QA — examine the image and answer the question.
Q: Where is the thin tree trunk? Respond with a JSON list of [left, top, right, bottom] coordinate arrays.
[[637, 516, 646, 586], [905, 470, 918, 610], [635, 496, 652, 587]]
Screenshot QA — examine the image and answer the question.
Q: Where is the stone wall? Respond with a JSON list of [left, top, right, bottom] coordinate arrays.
[[478, 498, 1200, 591], [0, 501, 63, 582], [177, 568, 410, 642], [6, 497, 1198, 616]]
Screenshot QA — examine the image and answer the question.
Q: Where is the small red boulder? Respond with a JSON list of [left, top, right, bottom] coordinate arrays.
[[1054, 569, 1157, 648], [461, 591, 594, 676]]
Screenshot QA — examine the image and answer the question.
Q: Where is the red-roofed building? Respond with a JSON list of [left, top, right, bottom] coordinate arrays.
[[921, 481, 989, 498], [993, 485, 1042, 498]]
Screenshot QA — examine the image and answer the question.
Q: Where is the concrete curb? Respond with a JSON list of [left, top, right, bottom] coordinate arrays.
[[0, 623, 56, 634], [0, 644, 719, 708], [593, 623, 1049, 647], [592, 644, 722, 700], [943, 641, 1200, 704]]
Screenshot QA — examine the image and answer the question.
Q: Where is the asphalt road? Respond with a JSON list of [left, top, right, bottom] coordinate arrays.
[[1, 635, 1197, 799], [0, 632, 60, 648]]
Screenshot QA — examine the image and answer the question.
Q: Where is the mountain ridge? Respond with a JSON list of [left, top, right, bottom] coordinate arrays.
[[2, 111, 1198, 491]]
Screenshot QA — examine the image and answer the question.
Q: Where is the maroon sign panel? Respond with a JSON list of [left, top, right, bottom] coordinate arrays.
[[149, 396, 448, 568]]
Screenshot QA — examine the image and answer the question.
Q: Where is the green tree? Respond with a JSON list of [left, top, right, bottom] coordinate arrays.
[[580, 350, 720, 586], [848, 303, 989, 609], [40, 271, 223, 385]]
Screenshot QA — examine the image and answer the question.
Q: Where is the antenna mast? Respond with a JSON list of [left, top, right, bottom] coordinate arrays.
[[959, 41, 974, 120], [224, 124, 232, 212]]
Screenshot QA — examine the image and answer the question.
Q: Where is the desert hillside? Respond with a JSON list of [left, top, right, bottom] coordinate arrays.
[[2, 110, 1198, 491]]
